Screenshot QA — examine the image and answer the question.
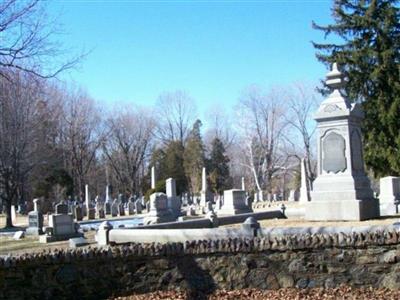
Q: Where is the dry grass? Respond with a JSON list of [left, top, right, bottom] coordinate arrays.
[[0, 231, 97, 256]]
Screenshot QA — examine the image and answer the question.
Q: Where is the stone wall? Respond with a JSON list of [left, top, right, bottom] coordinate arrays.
[[2, 230, 400, 299]]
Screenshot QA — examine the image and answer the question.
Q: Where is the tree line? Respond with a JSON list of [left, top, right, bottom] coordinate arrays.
[[1, 0, 400, 228]]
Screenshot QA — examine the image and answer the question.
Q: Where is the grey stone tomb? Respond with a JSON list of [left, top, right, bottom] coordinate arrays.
[[305, 63, 379, 221], [218, 189, 253, 215], [143, 193, 175, 224]]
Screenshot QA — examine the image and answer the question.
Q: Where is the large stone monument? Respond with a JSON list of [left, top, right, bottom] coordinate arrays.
[[218, 189, 253, 215], [379, 176, 400, 216], [305, 63, 379, 221]]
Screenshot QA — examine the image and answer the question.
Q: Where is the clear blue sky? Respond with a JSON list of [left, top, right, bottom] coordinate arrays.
[[50, 0, 334, 114]]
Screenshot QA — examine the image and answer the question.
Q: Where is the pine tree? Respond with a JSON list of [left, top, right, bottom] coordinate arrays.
[[313, 0, 400, 176], [183, 120, 205, 194], [164, 141, 187, 195], [209, 138, 232, 194]]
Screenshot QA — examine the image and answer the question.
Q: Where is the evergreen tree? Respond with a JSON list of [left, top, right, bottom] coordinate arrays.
[[183, 120, 205, 194], [164, 141, 187, 195], [209, 137, 232, 194], [313, 0, 400, 176]]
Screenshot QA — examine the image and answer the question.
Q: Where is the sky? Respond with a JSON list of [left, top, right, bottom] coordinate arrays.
[[49, 0, 335, 116]]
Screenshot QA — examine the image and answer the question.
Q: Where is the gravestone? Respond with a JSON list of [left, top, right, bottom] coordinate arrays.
[[111, 200, 118, 217], [39, 214, 83, 243], [118, 203, 125, 216], [55, 202, 68, 215], [143, 193, 175, 224], [74, 206, 83, 221], [87, 208, 95, 220], [98, 208, 105, 219], [305, 63, 379, 221], [127, 197, 135, 215], [379, 176, 400, 216], [218, 189, 253, 215], [26, 211, 43, 235], [135, 199, 142, 214], [104, 202, 111, 215]]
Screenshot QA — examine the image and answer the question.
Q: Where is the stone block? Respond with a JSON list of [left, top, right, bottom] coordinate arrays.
[[69, 237, 89, 248]]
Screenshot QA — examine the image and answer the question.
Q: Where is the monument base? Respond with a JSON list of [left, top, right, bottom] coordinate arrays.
[[305, 198, 379, 221], [217, 207, 253, 216], [143, 215, 176, 225]]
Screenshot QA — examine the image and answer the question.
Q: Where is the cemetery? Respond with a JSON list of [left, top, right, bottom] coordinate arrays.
[[1, 0, 400, 299], [1, 63, 400, 299]]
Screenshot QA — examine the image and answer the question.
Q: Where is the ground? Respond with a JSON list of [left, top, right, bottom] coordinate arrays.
[[111, 287, 400, 299]]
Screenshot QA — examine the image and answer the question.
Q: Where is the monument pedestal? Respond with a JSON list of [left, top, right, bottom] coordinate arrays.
[[306, 199, 379, 221]]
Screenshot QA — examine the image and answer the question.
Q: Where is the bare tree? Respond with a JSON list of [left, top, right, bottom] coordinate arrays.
[[285, 83, 319, 190], [103, 105, 155, 195], [155, 90, 197, 145], [204, 105, 236, 151], [60, 87, 105, 201], [0, 71, 45, 227], [236, 86, 289, 195], [0, 0, 81, 79]]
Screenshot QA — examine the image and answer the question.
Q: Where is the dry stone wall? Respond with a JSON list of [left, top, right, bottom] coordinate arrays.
[[2, 230, 400, 299]]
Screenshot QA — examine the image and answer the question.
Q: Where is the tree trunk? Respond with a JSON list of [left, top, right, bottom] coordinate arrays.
[[4, 200, 13, 228]]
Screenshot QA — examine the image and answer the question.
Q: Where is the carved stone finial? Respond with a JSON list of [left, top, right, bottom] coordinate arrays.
[[326, 62, 345, 90]]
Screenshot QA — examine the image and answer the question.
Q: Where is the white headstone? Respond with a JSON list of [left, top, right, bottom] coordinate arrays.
[[151, 166, 156, 189], [85, 184, 90, 212], [105, 185, 112, 204], [379, 176, 400, 216], [241, 177, 245, 191], [305, 63, 379, 221], [166, 178, 176, 198]]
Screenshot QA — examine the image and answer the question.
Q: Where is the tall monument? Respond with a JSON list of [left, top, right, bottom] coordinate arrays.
[[305, 63, 379, 221]]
